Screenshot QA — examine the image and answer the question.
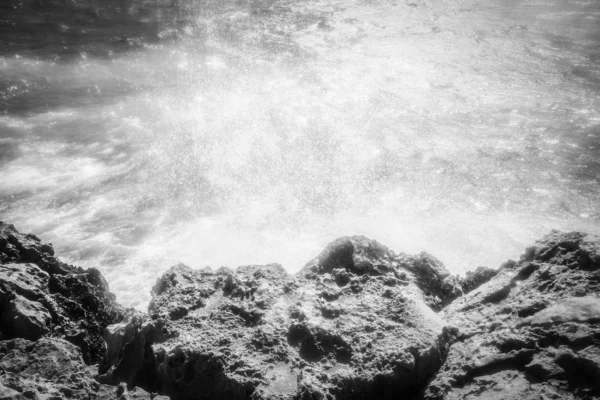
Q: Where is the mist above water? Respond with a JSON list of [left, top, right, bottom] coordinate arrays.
[[1, 0, 599, 308]]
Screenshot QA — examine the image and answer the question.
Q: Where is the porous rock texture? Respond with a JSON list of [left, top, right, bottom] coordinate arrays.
[[0, 222, 125, 364], [0, 223, 156, 400], [3, 220, 599, 400], [99, 236, 475, 399], [424, 230, 600, 400], [0, 337, 155, 400]]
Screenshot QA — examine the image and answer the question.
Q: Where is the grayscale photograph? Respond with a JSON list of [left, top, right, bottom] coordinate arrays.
[[0, 0, 599, 398]]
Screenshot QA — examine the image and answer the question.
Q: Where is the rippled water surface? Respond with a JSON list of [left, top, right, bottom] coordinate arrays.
[[1, 0, 599, 307]]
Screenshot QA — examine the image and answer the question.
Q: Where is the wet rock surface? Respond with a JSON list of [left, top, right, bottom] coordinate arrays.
[[424, 230, 600, 400], [100, 236, 464, 399], [2, 222, 599, 400], [0, 336, 158, 400], [1, 337, 99, 400], [0, 222, 125, 364]]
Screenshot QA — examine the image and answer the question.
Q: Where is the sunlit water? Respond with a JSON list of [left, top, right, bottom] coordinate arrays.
[[1, 0, 599, 308]]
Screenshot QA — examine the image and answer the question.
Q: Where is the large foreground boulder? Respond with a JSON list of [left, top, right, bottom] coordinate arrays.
[[0, 222, 125, 364], [99, 236, 470, 399], [0, 337, 157, 400], [0, 337, 98, 400], [424, 230, 600, 399]]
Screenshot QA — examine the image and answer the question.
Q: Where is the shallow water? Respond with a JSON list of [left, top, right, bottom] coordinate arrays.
[[1, 0, 599, 308]]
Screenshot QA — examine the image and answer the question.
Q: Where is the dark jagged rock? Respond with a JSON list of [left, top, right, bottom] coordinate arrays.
[[0, 337, 157, 400], [423, 230, 600, 400], [0, 337, 114, 400], [0, 222, 125, 364], [407, 252, 464, 310], [3, 221, 599, 400], [0, 223, 63, 274], [459, 266, 499, 294], [100, 236, 461, 399], [302, 236, 465, 310]]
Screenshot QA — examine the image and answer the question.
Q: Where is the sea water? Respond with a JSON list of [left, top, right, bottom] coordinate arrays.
[[1, 0, 599, 308]]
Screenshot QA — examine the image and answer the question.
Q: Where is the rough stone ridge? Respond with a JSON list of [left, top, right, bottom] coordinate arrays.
[[423, 230, 600, 400], [301, 236, 471, 310], [99, 236, 462, 399], [0, 222, 125, 363], [2, 221, 599, 400]]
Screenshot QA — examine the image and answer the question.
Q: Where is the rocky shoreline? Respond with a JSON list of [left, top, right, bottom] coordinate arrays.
[[1, 221, 599, 399]]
